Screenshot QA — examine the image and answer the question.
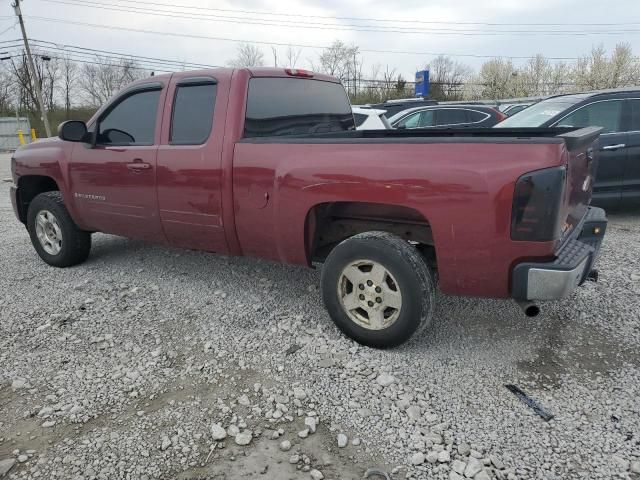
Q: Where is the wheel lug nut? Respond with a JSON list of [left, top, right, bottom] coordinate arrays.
[[366, 280, 373, 286], [376, 297, 382, 303], [367, 301, 374, 307], [359, 284, 364, 290], [359, 294, 365, 300], [375, 286, 381, 293]]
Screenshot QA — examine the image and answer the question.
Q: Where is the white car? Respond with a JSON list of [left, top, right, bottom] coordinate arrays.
[[352, 107, 391, 130]]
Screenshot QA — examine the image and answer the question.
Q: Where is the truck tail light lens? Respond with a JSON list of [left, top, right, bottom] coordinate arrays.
[[285, 68, 314, 78], [511, 166, 566, 241]]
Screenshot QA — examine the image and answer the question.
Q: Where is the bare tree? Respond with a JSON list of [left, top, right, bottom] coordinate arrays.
[[428, 55, 472, 100], [59, 56, 78, 118], [0, 65, 14, 113], [284, 46, 302, 68], [79, 57, 147, 106], [228, 43, 264, 68], [315, 40, 359, 81]]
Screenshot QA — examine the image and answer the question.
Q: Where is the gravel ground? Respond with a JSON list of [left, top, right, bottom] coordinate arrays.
[[1, 153, 639, 480]]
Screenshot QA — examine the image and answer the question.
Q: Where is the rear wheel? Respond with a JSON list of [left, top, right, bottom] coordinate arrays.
[[321, 231, 435, 348], [27, 192, 91, 267]]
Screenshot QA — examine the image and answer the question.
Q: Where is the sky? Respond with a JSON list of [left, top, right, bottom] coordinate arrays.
[[1, 0, 639, 80]]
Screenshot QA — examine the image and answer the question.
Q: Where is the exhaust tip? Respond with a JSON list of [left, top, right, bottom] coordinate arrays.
[[524, 304, 540, 317], [516, 300, 541, 317]]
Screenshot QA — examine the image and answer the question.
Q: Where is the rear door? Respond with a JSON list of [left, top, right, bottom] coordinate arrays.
[[554, 99, 626, 208], [622, 98, 640, 206], [156, 75, 229, 253]]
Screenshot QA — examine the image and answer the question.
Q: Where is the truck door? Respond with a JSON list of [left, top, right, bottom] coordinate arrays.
[[156, 75, 229, 253], [622, 99, 640, 207], [555, 99, 626, 208], [68, 83, 166, 241]]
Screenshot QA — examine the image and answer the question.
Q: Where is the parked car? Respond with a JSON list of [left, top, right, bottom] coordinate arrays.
[[502, 103, 534, 116], [10, 67, 606, 348], [496, 88, 640, 208], [352, 107, 391, 130], [367, 98, 438, 118], [388, 105, 506, 129]]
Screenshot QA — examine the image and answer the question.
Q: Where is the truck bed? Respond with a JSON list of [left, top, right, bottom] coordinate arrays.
[[241, 127, 601, 151]]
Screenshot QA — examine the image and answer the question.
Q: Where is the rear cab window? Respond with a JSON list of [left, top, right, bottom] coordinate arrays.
[[244, 78, 355, 137]]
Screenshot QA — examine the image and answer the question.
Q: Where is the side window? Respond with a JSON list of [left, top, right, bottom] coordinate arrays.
[[436, 109, 468, 126], [418, 110, 434, 127], [170, 82, 217, 145], [396, 112, 422, 128], [557, 100, 623, 134], [466, 110, 489, 123], [630, 99, 640, 131], [98, 89, 161, 145], [353, 113, 368, 127]]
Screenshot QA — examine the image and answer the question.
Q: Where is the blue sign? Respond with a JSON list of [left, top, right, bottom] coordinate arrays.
[[415, 70, 430, 97]]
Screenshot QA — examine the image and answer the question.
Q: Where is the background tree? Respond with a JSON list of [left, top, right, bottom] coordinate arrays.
[[228, 43, 264, 68], [78, 57, 146, 106], [428, 55, 472, 101]]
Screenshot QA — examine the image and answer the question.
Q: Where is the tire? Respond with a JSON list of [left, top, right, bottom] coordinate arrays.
[[27, 192, 91, 268], [321, 231, 435, 349]]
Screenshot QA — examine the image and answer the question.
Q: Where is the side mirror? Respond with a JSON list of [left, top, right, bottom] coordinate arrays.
[[58, 121, 88, 142]]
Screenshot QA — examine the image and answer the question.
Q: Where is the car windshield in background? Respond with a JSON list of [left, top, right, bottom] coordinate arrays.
[[244, 78, 355, 137], [495, 98, 581, 127]]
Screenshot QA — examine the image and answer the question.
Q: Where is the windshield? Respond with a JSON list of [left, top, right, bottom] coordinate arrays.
[[495, 98, 582, 128]]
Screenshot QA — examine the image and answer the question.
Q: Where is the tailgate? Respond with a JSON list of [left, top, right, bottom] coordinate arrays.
[[557, 127, 603, 240]]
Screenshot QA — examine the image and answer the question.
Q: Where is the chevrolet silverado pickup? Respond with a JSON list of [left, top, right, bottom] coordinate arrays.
[[10, 67, 608, 348]]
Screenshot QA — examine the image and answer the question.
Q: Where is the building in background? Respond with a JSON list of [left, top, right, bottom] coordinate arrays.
[[0, 117, 32, 151]]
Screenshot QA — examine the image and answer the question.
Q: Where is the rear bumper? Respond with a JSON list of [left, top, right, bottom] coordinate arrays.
[[512, 207, 607, 301]]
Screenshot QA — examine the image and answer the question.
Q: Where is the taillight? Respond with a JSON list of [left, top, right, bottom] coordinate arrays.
[[284, 68, 314, 78], [495, 109, 508, 122], [511, 166, 566, 241]]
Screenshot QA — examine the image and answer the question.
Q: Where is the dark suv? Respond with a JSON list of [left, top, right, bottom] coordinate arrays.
[[388, 105, 506, 129], [367, 98, 438, 118], [496, 88, 640, 209]]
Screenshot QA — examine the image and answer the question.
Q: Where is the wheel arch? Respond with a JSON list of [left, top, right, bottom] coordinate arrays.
[[15, 175, 60, 224], [305, 201, 437, 269]]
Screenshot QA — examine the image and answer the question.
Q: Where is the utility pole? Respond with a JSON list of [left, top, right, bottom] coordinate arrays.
[[12, 0, 51, 137]]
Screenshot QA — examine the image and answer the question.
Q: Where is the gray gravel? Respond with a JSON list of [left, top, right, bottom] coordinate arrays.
[[1, 153, 639, 480]]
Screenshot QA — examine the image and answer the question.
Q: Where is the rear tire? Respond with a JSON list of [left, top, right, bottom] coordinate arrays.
[[27, 192, 91, 267], [321, 231, 435, 348]]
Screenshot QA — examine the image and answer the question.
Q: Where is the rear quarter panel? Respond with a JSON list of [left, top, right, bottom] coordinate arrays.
[[233, 140, 566, 298]]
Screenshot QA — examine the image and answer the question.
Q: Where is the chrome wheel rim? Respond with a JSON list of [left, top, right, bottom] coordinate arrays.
[[35, 210, 63, 255], [337, 260, 402, 330]]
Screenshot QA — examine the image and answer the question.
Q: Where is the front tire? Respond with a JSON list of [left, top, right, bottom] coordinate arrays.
[[321, 231, 435, 348], [27, 192, 91, 267]]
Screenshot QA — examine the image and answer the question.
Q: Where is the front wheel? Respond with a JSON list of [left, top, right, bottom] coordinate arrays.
[[27, 192, 91, 267], [321, 231, 435, 348]]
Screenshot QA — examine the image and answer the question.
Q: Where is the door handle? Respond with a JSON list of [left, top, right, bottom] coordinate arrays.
[[601, 143, 626, 151], [127, 161, 151, 170]]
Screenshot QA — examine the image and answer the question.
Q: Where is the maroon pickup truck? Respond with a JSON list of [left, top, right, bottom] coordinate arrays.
[[10, 67, 607, 348]]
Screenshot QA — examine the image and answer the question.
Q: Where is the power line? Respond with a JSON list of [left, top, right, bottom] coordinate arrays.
[[38, 0, 640, 36], [37, 0, 640, 27], [24, 16, 584, 60], [29, 40, 221, 69]]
